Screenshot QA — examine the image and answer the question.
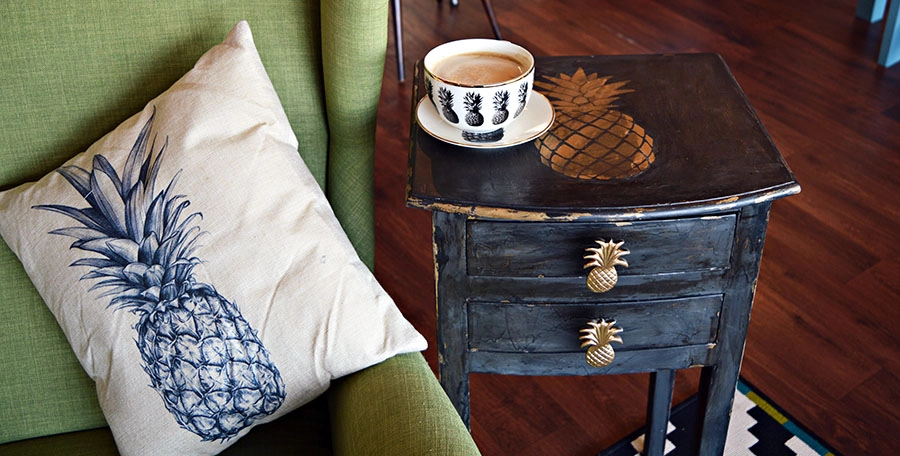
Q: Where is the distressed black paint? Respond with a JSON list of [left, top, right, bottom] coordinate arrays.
[[408, 55, 800, 456]]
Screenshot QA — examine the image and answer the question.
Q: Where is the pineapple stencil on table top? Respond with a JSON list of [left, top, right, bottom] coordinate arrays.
[[534, 68, 655, 180], [34, 109, 286, 442]]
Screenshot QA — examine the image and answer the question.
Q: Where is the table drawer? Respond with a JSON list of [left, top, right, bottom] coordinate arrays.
[[466, 215, 736, 277], [467, 295, 722, 353]]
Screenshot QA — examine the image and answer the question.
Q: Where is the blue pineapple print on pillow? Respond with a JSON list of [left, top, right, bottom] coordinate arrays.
[[34, 108, 285, 441]]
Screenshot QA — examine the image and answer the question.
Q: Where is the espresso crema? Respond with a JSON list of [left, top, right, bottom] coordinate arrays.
[[432, 52, 525, 85]]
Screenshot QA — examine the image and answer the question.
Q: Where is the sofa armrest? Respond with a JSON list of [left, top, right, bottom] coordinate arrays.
[[0, 428, 116, 456], [327, 352, 481, 455]]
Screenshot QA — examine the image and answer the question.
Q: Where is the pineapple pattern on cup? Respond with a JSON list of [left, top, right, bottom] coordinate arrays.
[[425, 78, 436, 110], [492, 90, 510, 125], [34, 110, 286, 441], [437, 87, 459, 124], [463, 92, 485, 127], [534, 68, 655, 180], [515, 81, 529, 118]]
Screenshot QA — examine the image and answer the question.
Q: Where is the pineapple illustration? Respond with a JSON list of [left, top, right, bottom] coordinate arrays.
[[534, 68, 655, 180], [579, 319, 624, 368], [492, 90, 510, 125], [583, 239, 629, 293], [463, 92, 484, 127], [438, 87, 459, 124], [426, 78, 436, 109], [35, 110, 285, 441], [515, 81, 529, 117]]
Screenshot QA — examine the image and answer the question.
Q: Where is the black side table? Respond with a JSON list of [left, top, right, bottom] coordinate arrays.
[[406, 54, 799, 456]]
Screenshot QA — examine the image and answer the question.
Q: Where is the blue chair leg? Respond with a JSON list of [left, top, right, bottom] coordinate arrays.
[[857, 0, 887, 22], [879, 0, 900, 66]]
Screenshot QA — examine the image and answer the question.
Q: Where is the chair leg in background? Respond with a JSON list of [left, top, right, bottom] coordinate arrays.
[[879, 0, 900, 66], [481, 0, 502, 39], [856, 0, 887, 22], [439, 0, 502, 40], [391, 0, 405, 81], [855, 0, 899, 67]]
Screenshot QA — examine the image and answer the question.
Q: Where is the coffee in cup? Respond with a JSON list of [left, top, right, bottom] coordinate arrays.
[[431, 52, 525, 85], [424, 39, 534, 142]]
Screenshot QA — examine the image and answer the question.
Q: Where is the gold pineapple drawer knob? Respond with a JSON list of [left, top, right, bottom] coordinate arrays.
[[584, 239, 629, 293], [579, 319, 624, 368]]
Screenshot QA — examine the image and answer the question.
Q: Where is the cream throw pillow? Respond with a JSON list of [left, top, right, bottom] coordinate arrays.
[[0, 21, 426, 455]]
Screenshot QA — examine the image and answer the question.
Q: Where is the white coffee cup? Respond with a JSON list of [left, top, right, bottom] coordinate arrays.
[[424, 39, 535, 142]]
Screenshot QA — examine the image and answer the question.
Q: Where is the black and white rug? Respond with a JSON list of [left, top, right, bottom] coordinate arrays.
[[599, 379, 839, 456]]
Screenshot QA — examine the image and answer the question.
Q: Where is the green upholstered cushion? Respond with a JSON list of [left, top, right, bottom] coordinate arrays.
[[321, 0, 389, 267], [329, 353, 482, 455], [0, 428, 119, 456], [0, 397, 332, 456], [0, 258, 107, 441], [0, 2, 329, 188], [0, 0, 385, 445], [0, 355, 482, 456]]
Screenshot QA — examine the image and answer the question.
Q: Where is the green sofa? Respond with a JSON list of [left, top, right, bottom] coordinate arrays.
[[0, 1, 479, 454]]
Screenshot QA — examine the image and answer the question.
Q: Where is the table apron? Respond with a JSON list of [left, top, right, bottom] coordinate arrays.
[[467, 344, 714, 376]]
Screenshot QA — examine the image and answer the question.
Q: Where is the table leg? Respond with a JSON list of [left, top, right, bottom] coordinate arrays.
[[644, 369, 675, 456], [694, 364, 741, 456], [434, 212, 472, 428], [438, 345, 471, 428], [692, 203, 771, 455]]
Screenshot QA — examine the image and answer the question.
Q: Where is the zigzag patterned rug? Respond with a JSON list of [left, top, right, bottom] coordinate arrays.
[[599, 379, 839, 456]]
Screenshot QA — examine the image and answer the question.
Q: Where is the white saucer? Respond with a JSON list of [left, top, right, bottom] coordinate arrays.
[[416, 92, 555, 148]]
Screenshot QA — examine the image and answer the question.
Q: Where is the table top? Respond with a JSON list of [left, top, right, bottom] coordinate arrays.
[[406, 53, 800, 221]]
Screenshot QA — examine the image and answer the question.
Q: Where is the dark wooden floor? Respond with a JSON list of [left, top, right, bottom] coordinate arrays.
[[372, 1, 900, 455]]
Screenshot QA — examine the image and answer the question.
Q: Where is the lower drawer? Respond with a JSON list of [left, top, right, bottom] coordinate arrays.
[[467, 295, 722, 353]]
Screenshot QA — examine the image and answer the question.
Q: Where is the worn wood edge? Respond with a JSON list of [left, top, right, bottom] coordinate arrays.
[[405, 183, 800, 222]]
